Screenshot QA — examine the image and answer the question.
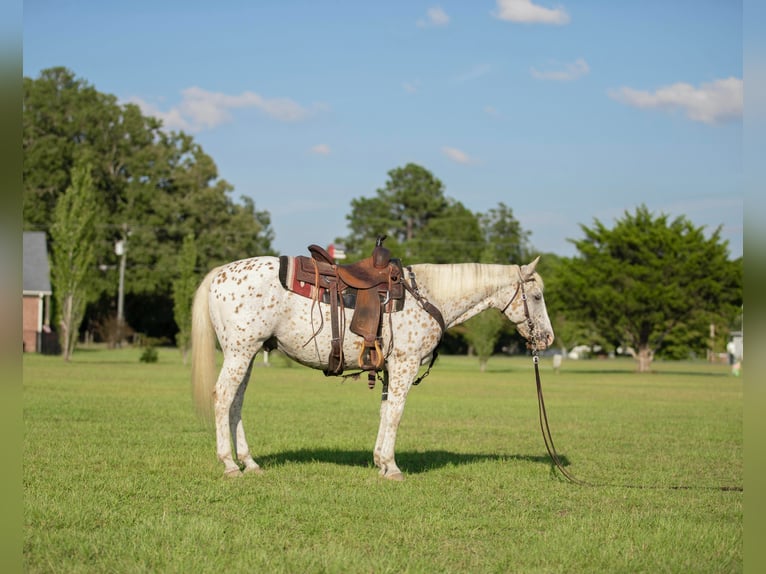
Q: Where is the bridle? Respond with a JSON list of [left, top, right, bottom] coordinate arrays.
[[515, 270, 588, 486]]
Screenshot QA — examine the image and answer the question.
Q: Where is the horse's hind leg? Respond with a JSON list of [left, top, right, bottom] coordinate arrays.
[[215, 353, 256, 477], [231, 357, 262, 474]]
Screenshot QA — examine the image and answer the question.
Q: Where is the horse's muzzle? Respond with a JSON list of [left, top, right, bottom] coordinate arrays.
[[531, 331, 554, 350]]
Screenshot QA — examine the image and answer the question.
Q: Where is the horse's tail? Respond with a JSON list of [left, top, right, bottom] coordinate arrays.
[[191, 267, 221, 423]]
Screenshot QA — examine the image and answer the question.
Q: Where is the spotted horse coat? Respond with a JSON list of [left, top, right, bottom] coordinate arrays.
[[191, 255, 554, 480]]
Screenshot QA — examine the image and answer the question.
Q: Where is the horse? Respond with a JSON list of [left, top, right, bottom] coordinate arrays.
[[191, 254, 554, 480]]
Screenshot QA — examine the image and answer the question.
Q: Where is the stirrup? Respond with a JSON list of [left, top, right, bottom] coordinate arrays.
[[358, 339, 384, 371]]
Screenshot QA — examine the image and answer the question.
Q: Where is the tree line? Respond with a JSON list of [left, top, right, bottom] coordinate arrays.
[[24, 68, 743, 372], [24, 67, 275, 347]]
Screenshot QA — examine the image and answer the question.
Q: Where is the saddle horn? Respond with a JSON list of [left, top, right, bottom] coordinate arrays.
[[372, 235, 391, 269]]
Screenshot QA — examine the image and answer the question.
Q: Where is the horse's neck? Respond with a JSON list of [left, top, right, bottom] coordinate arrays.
[[410, 263, 520, 328]]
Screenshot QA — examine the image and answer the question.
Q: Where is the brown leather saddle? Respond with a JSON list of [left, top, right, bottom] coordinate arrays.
[[291, 236, 404, 376]]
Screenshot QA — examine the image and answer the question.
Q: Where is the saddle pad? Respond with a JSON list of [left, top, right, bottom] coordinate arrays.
[[278, 255, 316, 298]]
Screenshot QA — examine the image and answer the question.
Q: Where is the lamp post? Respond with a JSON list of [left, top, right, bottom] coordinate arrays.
[[115, 240, 125, 319], [115, 231, 127, 343]]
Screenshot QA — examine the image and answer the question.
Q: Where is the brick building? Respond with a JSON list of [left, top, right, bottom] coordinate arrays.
[[23, 231, 53, 353]]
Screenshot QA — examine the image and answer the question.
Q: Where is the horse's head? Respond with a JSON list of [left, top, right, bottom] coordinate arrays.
[[500, 256, 555, 351]]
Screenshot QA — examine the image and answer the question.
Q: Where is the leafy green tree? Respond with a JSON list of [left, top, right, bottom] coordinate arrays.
[[50, 161, 100, 360], [24, 67, 161, 288], [340, 163, 453, 261], [340, 162, 489, 265], [412, 201, 484, 263], [479, 202, 532, 264], [463, 309, 505, 371], [24, 67, 275, 340], [556, 205, 742, 372], [536, 253, 595, 354], [172, 234, 198, 363]]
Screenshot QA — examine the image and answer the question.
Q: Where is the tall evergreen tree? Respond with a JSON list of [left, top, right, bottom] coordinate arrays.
[[50, 161, 100, 360]]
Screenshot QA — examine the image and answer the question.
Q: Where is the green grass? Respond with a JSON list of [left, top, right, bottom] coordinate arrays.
[[24, 348, 742, 573]]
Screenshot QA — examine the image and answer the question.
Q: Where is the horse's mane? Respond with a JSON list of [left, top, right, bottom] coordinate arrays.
[[410, 262, 541, 301]]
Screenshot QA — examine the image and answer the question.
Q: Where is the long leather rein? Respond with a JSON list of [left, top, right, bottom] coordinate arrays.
[[515, 271, 588, 485]]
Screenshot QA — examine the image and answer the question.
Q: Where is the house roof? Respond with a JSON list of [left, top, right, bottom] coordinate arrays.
[[23, 231, 52, 295]]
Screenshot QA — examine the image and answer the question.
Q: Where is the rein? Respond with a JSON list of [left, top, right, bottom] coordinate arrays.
[[517, 274, 588, 486]]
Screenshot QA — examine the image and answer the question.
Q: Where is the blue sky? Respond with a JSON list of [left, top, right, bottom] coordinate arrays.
[[23, 0, 743, 259]]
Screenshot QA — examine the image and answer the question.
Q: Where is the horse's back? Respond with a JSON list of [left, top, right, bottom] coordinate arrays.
[[210, 255, 280, 281], [207, 256, 285, 351]]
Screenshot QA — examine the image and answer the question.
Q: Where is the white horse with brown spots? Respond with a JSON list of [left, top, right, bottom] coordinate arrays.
[[191, 255, 554, 480]]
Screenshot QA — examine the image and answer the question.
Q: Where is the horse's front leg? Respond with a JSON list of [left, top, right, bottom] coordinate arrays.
[[373, 358, 420, 481]]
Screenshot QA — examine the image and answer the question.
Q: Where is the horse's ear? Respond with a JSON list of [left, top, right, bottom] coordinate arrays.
[[522, 256, 540, 280]]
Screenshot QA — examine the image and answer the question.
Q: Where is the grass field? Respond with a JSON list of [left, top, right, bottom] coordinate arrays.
[[24, 348, 742, 573]]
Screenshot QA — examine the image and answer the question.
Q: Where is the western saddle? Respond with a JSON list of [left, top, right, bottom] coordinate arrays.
[[292, 236, 404, 376]]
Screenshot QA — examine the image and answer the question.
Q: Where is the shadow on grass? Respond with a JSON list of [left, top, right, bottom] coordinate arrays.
[[260, 448, 568, 474]]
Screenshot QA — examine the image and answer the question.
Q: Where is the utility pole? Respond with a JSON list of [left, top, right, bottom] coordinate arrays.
[[115, 224, 128, 344]]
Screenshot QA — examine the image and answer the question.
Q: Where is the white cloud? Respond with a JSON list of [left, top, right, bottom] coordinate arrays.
[[492, 0, 570, 25], [310, 143, 331, 155], [452, 63, 492, 84], [417, 6, 450, 28], [531, 58, 589, 81], [608, 77, 743, 124], [402, 81, 419, 94], [125, 97, 192, 131], [442, 146, 474, 165], [127, 87, 324, 132]]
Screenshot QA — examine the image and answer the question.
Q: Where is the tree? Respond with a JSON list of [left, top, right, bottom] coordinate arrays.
[[556, 205, 743, 372], [463, 309, 505, 372], [479, 202, 532, 264], [340, 163, 489, 264], [536, 253, 595, 354], [412, 200, 484, 263], [172, 233, 198, 363], [24, 67, 275, 341], [50, 161, 100, 360]]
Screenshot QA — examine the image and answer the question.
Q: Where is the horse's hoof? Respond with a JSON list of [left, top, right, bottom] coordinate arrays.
[[243, 465, 264, 475], [384, 472, 404, 482], [223, 468, 243, 478]]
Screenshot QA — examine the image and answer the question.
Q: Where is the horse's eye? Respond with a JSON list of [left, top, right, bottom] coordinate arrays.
[[534, 294, 542, 302]]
